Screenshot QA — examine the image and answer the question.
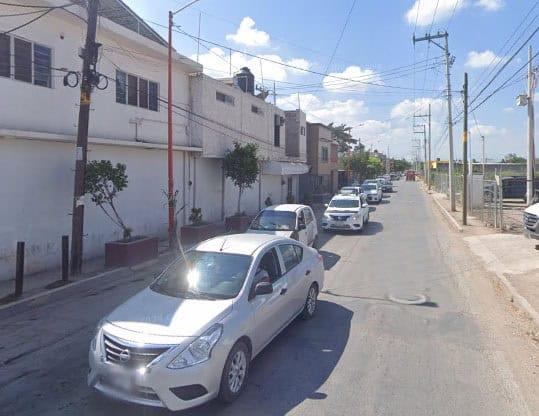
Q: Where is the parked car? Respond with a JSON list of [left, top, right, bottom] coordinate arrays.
[[339, 186, 363, 195], [88, 233, 324, 412], [377, 177, 393, 193], [362, 181, 383, 203], [247, 204, 318, 247], [321, 193, 370, 232], [523, 203, 539, 239]]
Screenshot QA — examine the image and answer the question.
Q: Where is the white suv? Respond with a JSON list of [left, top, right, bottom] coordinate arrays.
[[524, 203, 539, 239], [321, 194, 370, 232]]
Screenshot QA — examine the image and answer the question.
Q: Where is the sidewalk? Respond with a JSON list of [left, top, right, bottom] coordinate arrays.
[[0, 239, 174, 307], [428, 188, 539, 327]]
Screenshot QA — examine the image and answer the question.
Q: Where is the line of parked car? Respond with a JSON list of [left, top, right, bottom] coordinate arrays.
[[88, 174, 402, 412]]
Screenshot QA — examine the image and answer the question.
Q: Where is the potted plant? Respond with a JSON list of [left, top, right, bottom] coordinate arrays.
[[86, 160, 158, 267], [180, 208, 220, 244], [223, 142, 260, 232]]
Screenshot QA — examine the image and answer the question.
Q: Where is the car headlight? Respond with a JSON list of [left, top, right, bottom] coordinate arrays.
[[168, 324, 223, 369], [323, 213, 331, 219]]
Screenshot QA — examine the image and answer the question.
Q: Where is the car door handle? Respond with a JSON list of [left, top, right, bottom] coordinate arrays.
[[305, 270, 311, 276], [280, 288, 287, 295]]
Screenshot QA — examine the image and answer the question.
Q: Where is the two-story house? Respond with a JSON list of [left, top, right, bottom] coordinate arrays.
[[0, 0, 203, 277], [301, 122, 339, 197]]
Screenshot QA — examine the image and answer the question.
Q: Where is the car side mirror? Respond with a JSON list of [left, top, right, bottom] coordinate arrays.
[[362, 203, 369, 208], [298, 223, 306, 231], [254, 281, 273, 296]]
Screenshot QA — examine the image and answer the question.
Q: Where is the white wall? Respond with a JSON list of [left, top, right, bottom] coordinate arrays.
[[0, 137, 195, 279]]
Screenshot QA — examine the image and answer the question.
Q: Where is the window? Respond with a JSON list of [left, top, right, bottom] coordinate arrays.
[[256, 248, 282, 283], [250, 210, 296, 231], [279, 244, 300, 272], [33, 44, 51, 87], [321, 146, 329, 161], [251, 105, 263, 115], [300, 126, 306, 136], [304, 208, 313, 225], [329, 198, 360, 208], [293, 245, 303, 262], [0, 34, 10, 78], [14, 38, 31, 83], [0, 36, 52, 87], [274, 114, 282, 146], [115, 70, 159, 111], [297, 210, 305, 227], [216, 91, 235, 105]]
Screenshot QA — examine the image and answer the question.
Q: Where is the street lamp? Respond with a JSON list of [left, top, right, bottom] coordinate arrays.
[[167, 0, 202, 246]]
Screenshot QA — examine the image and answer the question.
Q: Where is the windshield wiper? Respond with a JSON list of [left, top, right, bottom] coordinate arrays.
[[184, 289, 218, 300]]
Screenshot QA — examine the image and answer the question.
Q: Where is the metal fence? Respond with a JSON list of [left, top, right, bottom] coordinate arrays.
[[430, 172, 524, 233]]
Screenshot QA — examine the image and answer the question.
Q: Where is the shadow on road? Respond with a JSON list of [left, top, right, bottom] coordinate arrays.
[[319, 250, 341, 270], [362, 221, 383, 235], [175, 300, 353, 416]]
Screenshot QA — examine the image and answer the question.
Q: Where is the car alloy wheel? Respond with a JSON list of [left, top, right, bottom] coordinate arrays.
[[302, 284, 318, 320], [228, 350, 247, 394]]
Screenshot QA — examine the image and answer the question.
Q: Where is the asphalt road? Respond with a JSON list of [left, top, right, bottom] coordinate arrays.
[[0, 181, 532, 416]]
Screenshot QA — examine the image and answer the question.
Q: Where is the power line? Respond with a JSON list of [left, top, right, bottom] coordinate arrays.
[[324, 0, 357, 74], [1, 8, 53, 34], [0, 1, 74, 8]]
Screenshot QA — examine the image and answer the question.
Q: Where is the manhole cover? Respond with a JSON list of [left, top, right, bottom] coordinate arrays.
[[387, 293, 427, 305]]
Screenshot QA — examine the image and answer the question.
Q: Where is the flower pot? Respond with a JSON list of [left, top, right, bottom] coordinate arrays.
[[105, 236, 158, 267], [225, 215, 252, 233], [180, 223, 220, 244]]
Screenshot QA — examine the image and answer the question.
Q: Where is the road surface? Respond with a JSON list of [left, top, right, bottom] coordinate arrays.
[[0, 181, 534, 416]]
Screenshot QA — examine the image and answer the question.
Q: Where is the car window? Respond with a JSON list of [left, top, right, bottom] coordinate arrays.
[[150, 251, 252, 299], [360, 194, 367, 205], [328, 198, 360, 208], [278, 244, 300, 272], [303, 208, 313, 224], [293, 245, 303, 262], [256, 248, 282, 283], [250, 210, 296, 231], [298, 210, 305, 226]]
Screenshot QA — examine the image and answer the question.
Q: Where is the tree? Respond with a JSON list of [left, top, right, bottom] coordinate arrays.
[[340, 151, 385, 179], [85, 160, 132, 240], [393, 158, 412, 172], [366, 155, 384, 178], [223, 142, 260, 215], [328, 123, 358, 153], [501, 153, 526, 163]]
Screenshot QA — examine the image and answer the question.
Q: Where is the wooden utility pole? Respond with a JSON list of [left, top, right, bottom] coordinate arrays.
[[462, 72, 469, 226], [70, 0, 100, 275]]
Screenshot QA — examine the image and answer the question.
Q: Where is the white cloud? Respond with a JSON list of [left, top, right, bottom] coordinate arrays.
[[225, 17, 270, 47], [277, 93, 368, 126], [503, 107, 514, 113], [475, 0, 503, 11], [406, 0, 463, 27], [322, 66, 381, 92], [390, 97, 445, 120], [465, 50, 506, 68], [191, 48, 310, 82]]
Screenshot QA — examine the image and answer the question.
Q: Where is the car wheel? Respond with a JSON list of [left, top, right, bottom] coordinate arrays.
[[218, 341, 250, 403], [301, 283, 318, 320]]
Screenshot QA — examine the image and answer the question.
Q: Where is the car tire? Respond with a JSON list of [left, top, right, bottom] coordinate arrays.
[[364, 212, 369, 224], [218, 341, 251, 404], [301, 283, 318, 320]]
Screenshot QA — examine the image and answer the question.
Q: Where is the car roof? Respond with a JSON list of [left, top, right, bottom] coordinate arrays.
[[331, 194, 360, 200], [196, 233, 283, 256], [264, 204, 309, 212]]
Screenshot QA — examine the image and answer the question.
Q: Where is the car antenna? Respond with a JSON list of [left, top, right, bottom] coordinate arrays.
[[219, 238, 227, 252]]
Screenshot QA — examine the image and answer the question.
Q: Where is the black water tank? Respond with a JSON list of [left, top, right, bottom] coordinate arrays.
[[234, 67, 255, 94]]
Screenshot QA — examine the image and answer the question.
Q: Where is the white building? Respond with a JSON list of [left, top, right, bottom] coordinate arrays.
[[0, 0, 307, 280]]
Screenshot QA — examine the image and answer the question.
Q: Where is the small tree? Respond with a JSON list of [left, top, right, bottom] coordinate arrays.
[[85, 160, 132, 240], [223, 142, 260, 215]]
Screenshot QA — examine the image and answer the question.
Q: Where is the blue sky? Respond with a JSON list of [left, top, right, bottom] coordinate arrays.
[[124, 0, 537, 161]]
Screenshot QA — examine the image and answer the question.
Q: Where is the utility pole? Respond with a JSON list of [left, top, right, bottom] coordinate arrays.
[[527, 45, 536, 205], [413, 115, 427, 181], [462, 72, 468, 226], [167, 0, 202, 247], [70, 0, 100, 275], [414, 31, 455, 210], [428, 103, 431, 190]]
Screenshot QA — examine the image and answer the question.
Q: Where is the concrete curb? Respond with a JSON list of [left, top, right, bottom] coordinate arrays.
[[431, 195, 464, 233], [463, 237, 539, 329]]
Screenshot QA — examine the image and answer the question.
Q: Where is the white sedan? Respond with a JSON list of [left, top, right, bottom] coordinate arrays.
[[88, 233, 324, 411], [247, 204, 318, 247]]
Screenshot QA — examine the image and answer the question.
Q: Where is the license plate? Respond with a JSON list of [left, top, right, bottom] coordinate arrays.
[[331, 223, 348, 228], [104, 368, 134, 392]]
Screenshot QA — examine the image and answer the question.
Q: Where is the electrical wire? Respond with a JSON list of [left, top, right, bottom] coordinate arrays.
[[1, 7, 53, 34], [323, 0, 357, 74]]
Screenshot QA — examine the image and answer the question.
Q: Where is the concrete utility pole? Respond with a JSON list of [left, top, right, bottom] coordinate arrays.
[[414, 107, 431, 187], [70, 0, 100, 275], [527, 46, 536, 205], [428, 103, 431, 190], [462, 73, 468, 226], [414, 31, 455, 210]]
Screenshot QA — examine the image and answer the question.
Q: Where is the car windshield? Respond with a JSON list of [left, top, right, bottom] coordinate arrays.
[[329, 199, 359, 208], [364, 183, 377, 190], [341, 187, 361, 194], [250, 210, 297, 231], [150, 251, 252, 299]]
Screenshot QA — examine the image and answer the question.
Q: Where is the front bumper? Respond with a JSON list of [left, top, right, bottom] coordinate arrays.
[[88, 333, 228, 411], [366, 194, 380, 202], [524, 228, 539, 240], [321, 217, 363, 231]]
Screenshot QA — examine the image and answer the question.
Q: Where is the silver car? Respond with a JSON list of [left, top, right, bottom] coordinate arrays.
[[88, 233, 324, 411]]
